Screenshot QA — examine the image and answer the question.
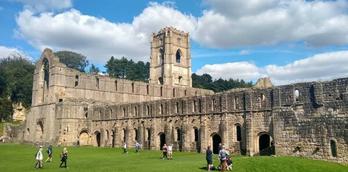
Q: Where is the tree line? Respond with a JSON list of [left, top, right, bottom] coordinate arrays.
[[0, 51, 252, 121]]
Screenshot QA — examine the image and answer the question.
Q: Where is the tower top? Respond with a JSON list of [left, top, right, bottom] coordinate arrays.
[[149, 27, 192, 87], [153, 27, 189, 37]]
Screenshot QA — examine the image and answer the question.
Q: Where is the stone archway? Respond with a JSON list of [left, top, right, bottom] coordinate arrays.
[[95, 131, 101, 147], [258, 133, 274, 156], [159, 132, 166, 150], [212, 133, 221, 154], [36, 121, 44, 141], [79, 131, 90, 146]]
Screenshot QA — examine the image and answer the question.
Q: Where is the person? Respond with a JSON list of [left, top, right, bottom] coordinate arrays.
[[167, 144, 173, 160], [45, 145, 53, 162], [135, 142, 140, 153], [206, 146, 213, 171], [218, 146, 229, 172], [123, 142, 128, 154], [162, 144, 168, 160], [226, 155, 233, 171], [59, 147, 68, 168], [35, 146, 43, 169]]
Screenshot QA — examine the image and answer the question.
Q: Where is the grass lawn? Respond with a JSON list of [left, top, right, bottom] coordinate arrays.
[[0, 144, 346, 172]]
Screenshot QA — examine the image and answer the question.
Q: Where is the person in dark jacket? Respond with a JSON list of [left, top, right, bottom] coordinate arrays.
[[45, 145, 53, 162], [59, 147, 68, 168], [206, 145, 213, 171]]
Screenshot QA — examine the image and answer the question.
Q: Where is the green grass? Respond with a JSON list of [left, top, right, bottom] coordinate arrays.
[[0, 144, 346, 172]]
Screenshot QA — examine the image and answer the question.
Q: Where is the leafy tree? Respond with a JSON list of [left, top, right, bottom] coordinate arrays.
[[54, 51, 89, 72], [192, 73, 252, 92], [105, 56, 150, 82], [0, 56, 35, 121], [88, 64, 100, 74]]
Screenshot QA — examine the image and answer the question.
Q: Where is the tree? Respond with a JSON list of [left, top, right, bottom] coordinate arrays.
[[0, 56, 35, 121], [105, 56, 149, 81], [191, 73, 253, 92], [54, 51, 89, 72], [88, 64, 100, 74]]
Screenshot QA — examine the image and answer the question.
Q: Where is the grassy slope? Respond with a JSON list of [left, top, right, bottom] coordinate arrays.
[[0, 144, 346, 172]]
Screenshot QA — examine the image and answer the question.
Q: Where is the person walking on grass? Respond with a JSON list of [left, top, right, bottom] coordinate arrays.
[[135, 142, 141, 153], [59, 147, 68, 168], [206, 145, 213, 171], [123, 142, 128, 154], [218, 146, 229, 172], [162, 144, 168, 160], [35, 146, 44, 169], [45, 145, 53, 162], [167, 144, 173, 160]]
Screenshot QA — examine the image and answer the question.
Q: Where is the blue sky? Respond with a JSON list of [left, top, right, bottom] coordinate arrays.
[[1, 0, 348, 85]]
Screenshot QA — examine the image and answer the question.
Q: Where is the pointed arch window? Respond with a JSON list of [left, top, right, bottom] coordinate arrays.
[[176, 49, 182, 63]]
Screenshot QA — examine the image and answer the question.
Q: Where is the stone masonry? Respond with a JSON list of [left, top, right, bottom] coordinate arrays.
[[12, 27, 347, 163]]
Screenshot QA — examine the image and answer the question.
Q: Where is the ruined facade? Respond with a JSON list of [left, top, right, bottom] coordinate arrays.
[[15, 27, 347, 163]]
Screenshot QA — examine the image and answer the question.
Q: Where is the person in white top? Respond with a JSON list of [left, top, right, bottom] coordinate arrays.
[[218, 146, 229, 172], [167, 144, 173, 160], [123, 142, 128, 154], [35, 146, 44, 169]]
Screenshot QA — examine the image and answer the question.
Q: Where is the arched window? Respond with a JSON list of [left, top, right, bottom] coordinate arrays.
[[131, 82, 135, 93], [146, 85, 149, 95], [294, 89, 300, 102], [177, 128, 181, 141], [75, 75, 79, 87], [236, 124, 242, 141], [330, 140, 337, 157], [43, 58, 49, 89], [159, 104, 163, 115], [159, 48, 164, 65], [146, 105, 150, 116], [96, 77, 99, 89], [173, 88, 176, 97], [115, 80, 118, 91], [134, 106, 138, 117], [175, 102, 179, 113], [176, 49, 182, 63]]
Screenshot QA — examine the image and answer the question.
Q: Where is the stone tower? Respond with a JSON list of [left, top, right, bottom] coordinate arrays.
[[149, 27, 192, 87]]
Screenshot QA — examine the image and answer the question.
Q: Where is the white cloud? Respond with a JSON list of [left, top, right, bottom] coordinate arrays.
[[16, 3, 196, 64], [196, 61, 262, 81], [0, 45, 31, 60], [266, 51, 348, 85], [196, 51, 348, 85], [12, 0, 72, 12], [194, 0, 348, 48]]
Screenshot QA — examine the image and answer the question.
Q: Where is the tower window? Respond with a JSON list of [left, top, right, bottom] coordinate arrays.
[[178, 76, 182, 83], [96, 77, 99, 89], [176, 49, 182, 63]]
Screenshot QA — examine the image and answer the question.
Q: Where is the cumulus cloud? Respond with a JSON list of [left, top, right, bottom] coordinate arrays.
[[0, 45, 31, 60], [12, 0, 72, 12], [194, 0, 348, 48], [16, 3, 196, 63], [196, 61, 262, 81], [196, 51, 348, 85]]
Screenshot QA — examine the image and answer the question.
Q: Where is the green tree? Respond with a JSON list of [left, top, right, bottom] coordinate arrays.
[[0, 56, 35, 121], [88, 64, 100, 74], [105, 56, 149, 82], [54, 51, 89, 72], [191, 73, 252, 92]]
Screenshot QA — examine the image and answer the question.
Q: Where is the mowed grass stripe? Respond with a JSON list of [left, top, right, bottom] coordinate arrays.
[[0, 144, 346, 172]]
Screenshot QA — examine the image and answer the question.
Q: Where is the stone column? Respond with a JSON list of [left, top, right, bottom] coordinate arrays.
[[200, 116, 207, 153], [245, 113, 254, 156]]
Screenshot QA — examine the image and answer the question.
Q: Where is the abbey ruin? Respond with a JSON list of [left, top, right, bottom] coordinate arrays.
[[10, 27, 348, 163]]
